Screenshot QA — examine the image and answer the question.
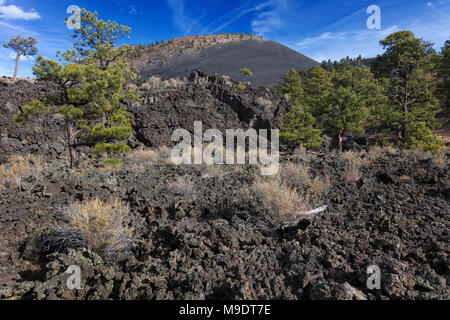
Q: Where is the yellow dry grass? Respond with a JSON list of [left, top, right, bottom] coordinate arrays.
[[65, 198, 132, 256], [249, 177, 310, 226], [0, 154, 45, 191], [310, 175, 331, 197], [367, 145, 398, 162], [279, 162, 310, 188]]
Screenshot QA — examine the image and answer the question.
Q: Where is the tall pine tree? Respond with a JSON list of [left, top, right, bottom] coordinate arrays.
[[15, 9, 138, 167], [372, 31, 443, 150]]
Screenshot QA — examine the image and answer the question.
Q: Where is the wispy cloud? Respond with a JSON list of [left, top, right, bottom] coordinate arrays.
[[165, 0, 204, 35], [203, 1, 272, 34], [251, 0, 292, 36], [295, 26, 400, 62], [0, 0, 40, 20], [128, 5, 138, 15], [296, 32, 333, 47]]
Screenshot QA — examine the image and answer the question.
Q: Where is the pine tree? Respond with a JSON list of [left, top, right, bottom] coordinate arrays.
[[372, 31, 443, 150], [438, 39, 450, 110], [321, 65, 385, 151], [278, 68, 303, 106], [3, 36, 38, 80], [303, 66, 333, 118], [14, 9, 137, 168], [280, 104, 323, 148]]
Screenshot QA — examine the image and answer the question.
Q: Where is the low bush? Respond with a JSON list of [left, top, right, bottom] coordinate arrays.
[[249, 177, 310, 226], [50, 198, 133, 258]]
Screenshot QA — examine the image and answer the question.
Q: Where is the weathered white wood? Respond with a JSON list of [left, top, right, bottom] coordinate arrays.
[[296, 205, 328, 216]]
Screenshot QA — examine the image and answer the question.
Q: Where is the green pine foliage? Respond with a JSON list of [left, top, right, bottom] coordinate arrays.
[[302, 66, 333, 117], [280, 104, 323, 148], [239, 67, 253, 85], [277, 30, 445, 152], [372, 31, 443, 150], [14, 9, 138, 168], [239, 68, 253, 77], [324, 65, 386, 151], [278, 68, 303, 106], [438, 39, 450, 110]]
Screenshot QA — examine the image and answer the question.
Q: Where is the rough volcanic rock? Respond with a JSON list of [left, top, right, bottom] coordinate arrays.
[[130, 69, 290, 148], [0, 151, 448, 300], [1, 71, 290, 160], [0, 78, 63, 163]]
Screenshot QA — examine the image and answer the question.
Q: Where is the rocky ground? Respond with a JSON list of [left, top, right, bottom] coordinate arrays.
[[0, 74, 449, 300], [0, 71, 289, 163], [0, 148, 448, 300]]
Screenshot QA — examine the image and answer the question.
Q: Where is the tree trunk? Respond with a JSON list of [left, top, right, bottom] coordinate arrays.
[[334, 132, 343, 152], [13, 53, 20, 80], [67, 125, 79, 168], [101, 111, 106, 124]]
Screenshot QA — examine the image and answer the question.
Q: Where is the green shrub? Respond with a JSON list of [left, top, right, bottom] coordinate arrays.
[[237, 82, 246, 90]]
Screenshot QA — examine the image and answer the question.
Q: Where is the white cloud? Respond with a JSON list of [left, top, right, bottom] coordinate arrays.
[[0, 1, 40, 21], [128, 5, 138, 15], [426, 2, 435, 7], [165, 0, 203, 35], [251, 0, 291, 36], [294, 26, 400, 62], [0, 1, 40, 20], [296, 32, 333, 47], [8, 52, 34, 60], [203, 1, 272, 34]]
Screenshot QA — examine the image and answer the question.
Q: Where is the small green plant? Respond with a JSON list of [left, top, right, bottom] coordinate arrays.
[[240, 67, 253, 85], [237, 82, 246, 90]]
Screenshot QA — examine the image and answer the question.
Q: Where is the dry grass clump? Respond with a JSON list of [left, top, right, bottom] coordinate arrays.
[[249, 177, 310, 226], [141, 76, 186, 90], [51, 198, 133, 258], [367, 145, 398, 162], [157, 145, 175, 164], [310, 175, 331, 197], [279, 162, 310, 188], [278, 162, 331, 197], [344, 160, 362, 182], [0, 154, 45, 192], [201, 165, 225, 178], [431, 147, 449, 169], [168, 177, 195, 196], [292, 145, 311, 161], [128, 149, 159, 166], [340, 151, 369, 182], [129, 146, 175, 167]]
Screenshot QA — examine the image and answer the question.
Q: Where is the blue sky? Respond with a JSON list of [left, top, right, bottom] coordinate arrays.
[[0, 0, 449, 78]]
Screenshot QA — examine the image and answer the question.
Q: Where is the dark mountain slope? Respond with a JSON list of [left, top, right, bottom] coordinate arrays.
[[137, 39, 319, 87]]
